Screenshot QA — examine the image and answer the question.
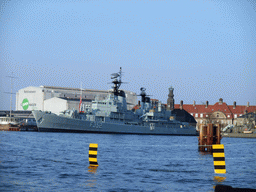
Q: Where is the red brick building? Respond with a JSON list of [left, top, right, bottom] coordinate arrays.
[[175, 98, 256, 130]]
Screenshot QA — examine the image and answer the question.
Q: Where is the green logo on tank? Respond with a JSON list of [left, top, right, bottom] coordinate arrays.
[[22, 98, 29, 110]]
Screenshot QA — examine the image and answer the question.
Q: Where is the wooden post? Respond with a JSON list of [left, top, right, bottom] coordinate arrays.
[[198, 123, 222, 152], [207, 124, 213, 152], [198, 124, 210, 152]]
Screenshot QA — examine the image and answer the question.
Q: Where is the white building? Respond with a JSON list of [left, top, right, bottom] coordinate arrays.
[[43, 97, 93, 115], [16, 86, 137, 112]]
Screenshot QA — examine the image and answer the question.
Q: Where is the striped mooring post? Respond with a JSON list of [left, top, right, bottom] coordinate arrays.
[[212, 144, 226, 174], [89, 143, 98, 167]]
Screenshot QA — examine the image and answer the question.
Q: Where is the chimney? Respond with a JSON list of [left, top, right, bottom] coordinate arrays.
[[180, 100, 183, 110], [233, 101, 236, 109], [206, 101, 208, 108], [219, 98, 223, 104], [193, 100, 196, 106], [247, 102, 249, 107], [158, 101, 162, 112]]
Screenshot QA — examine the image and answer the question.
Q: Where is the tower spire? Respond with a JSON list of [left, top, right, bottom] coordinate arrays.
[[167, 86, 174, 111]]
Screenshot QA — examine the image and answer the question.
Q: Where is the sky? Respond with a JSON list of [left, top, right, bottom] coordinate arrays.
[[0, 0, 256, 110]]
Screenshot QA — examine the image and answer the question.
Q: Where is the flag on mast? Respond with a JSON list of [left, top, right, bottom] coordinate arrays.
[[79, 95, 83, 112]]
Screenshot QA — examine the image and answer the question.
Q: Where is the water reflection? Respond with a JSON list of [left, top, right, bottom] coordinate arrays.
[[213, 176, 226, 183], [85, 180, 97, 188], [88, 166, 98, 174], [85, 166, 98, 189], [198, 151, 212, 156]]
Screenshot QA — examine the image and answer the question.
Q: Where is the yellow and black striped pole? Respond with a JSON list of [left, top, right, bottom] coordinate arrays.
[[212, 144, 226, 174], [89, 143, 98, 167]]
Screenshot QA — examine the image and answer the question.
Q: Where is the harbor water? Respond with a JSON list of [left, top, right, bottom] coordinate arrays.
[[1, 131, 255, 191]]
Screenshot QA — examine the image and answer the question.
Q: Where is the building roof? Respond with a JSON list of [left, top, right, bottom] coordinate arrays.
[[40, 86, 109, 93], [40, 86, 136, 95], [175, 100, 256, 119], [132, 105, 141, 111]]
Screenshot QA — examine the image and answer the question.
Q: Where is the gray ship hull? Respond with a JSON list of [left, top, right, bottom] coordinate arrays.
[[33, 111, 197, 136]]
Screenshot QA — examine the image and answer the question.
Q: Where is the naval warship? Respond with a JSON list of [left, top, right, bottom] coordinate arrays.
[[32, 68, 197, 135]]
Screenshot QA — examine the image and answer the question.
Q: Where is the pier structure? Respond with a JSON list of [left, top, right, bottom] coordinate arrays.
[[198, 123, 221, 152]]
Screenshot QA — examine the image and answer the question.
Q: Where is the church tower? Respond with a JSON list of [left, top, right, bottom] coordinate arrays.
[[167, 86, 174, 111]]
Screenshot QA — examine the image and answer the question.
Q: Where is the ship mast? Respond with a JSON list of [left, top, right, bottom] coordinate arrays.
[[4, 73, 18, 117], [79, 82, 83, 113]]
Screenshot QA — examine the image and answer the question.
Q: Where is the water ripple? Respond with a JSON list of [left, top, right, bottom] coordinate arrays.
[[1, 132, 256, 191]]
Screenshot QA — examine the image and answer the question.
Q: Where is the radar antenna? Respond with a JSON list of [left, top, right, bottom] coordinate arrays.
[[137, 87, 152, 110], [138, 87, 147, 103], [111, 67, 123, 99], [137, 87, 152, 102]]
